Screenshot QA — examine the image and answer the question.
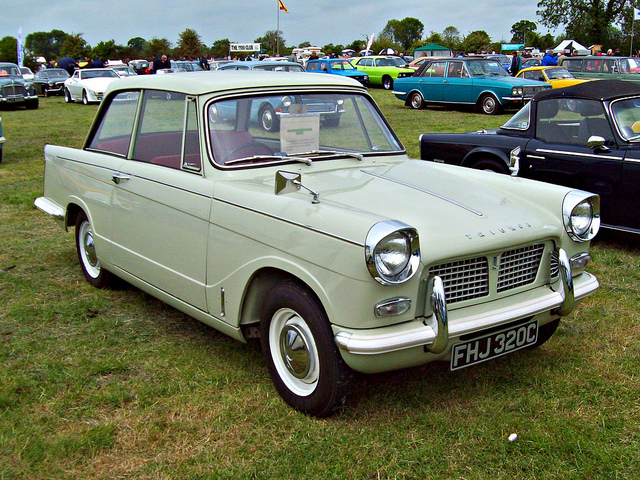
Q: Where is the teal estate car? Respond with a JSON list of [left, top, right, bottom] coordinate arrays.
[[350, 56, 414, 90], [559, 55, 640, 83], [393, 57, 550, 115], [306, 59, 370, 86]]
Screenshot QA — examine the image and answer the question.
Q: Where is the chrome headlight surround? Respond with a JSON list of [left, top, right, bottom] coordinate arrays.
[[512, 86, 524, 96], [365, 220, 420, 285], [563, 190, 600, 242]]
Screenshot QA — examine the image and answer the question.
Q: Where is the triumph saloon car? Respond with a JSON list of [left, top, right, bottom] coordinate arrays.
[[420, 80, 640, 234], [35, 72, 599, 416]]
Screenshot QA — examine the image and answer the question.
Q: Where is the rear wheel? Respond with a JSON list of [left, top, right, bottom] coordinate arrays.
[[260, 282, 352, 417], [409, 91, 425, 109], [75, 210, 111, 288], [470, 158, 509, 174], [479, 94, 501, 115]]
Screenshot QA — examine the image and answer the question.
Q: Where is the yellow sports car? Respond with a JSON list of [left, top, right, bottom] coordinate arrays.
[[515, 66, 592, 89]]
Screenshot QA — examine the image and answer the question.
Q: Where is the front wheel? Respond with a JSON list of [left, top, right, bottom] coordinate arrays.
[[260, 282, 353, 417], [409, 91, 425, 109], [479, 94, 501, 115], [382, 76, 393, 90], [82, 90, 89, 105], [75, 210, 111, 288], [64, 88, 72, 103], [259, 105, 279, 132]]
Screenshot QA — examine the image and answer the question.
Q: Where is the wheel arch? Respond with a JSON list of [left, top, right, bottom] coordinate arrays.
[[461, 147, 511, 170], [476, 89, 504, 106], [404, 89, 424, 107]]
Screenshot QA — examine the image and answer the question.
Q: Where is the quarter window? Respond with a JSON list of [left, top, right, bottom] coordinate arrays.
[[87, 91, 140, 156]]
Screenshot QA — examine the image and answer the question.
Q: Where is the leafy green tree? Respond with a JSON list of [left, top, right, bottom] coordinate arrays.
[[536, 0, 630, 47], [210, 38, 230, 59], [462, 30, 493, 53], [442, 26, 461, 49], [298, 41, 312, 48], [510, 20, 538, 44], [145, 37, 172, 58], [24, 29, 68, 60], [177, 28, 203, 59], [380, 17, 424, 51], [60, 33, 90, 59], [254, 30, 286, 56], [0, 36, 18, 63], [127, 37, 147, 56], [92, 39, 119, 61]]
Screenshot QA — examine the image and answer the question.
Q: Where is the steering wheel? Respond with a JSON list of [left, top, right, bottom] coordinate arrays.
[[221, 142, 274, 163]]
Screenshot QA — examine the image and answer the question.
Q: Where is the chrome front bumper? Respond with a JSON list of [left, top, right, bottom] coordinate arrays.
[[334, 249, 598, 358]]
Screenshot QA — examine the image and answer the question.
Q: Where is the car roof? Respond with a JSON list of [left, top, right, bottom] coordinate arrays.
[[106, 70, 364, 96], [223, 61, 301, 67], [535, 79, 640, 102]]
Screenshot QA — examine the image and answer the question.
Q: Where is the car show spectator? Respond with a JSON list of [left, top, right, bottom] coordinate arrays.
[[510, 50, 522, 76], [541, 50, 558, 66]]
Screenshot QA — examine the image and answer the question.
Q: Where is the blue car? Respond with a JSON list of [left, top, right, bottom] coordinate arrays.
[[0, 115, 4, 163], [393, 57, 550, 115], [306, 59, 370, 86]]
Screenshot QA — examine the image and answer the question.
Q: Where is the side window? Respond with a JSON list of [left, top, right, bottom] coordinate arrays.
[[447, 62, 463, 77], [427, 62, 446, 78], [87, 91, 140, 156], [307, 62, 318, 71], [131, 91, 199, 171], [562, 59, 582, 72]]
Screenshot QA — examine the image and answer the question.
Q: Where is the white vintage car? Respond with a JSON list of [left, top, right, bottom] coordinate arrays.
[[35, 72, 600, 416], [63, 68, 120, 104]]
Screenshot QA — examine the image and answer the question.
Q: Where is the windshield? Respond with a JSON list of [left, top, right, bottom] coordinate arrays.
[[610, 97, 640, 141], [82, 70, 119, 79], [466, 60, 508, 76], [208, 92, 403, 166], [329, 60, 355, 70], [545, 68, 573, 80], [0, 65, 20, 77], [501, 102, 531, 130]]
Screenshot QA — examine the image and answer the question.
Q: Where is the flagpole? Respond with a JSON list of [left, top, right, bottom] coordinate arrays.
[[632, 10, 635, 57], [276, 0, 280, 57]]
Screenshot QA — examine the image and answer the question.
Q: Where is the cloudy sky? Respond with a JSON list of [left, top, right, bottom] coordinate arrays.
[[3, 0, 553, 53]]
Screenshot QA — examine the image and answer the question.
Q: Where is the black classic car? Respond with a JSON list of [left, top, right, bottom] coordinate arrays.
[[32, 68, 70, 96], [0, 62, 39, 109], [420, 80, 640, 234]]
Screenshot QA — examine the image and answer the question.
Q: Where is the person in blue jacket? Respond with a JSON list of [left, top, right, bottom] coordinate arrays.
[[541, 50, 558, 66]]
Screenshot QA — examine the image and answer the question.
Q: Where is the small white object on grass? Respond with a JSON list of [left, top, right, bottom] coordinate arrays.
[[508, 433, 518, 442]]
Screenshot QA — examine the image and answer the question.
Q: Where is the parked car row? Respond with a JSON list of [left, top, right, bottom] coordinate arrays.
[[35, 71, 600, 417]]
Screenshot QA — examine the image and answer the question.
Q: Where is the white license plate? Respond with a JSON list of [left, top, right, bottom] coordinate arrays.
[[450, 320, 538, 371]]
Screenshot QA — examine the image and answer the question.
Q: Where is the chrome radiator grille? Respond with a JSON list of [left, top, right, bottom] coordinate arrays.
[[497, 244, 544, 292], [2, 85, 22, 97], [429, 257, 489, 303], [429, 243, 545, 304]]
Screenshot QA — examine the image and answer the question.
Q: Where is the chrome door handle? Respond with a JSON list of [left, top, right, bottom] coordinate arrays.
[[112, 173, 130, 184]]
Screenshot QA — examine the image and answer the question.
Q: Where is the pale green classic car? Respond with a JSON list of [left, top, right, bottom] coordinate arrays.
[[35, 72, 600, 416]]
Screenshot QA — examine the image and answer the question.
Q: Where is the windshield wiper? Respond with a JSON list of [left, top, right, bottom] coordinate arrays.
[[224, 155, 313, 166], [294, 149, 364, 161]]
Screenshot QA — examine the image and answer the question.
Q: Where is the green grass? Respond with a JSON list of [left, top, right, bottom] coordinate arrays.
[[1, 91, 639, 480]]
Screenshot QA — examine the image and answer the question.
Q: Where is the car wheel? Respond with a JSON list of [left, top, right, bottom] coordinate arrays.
[[260, 282, 353, 417], [527, 319, 560, 349], [409, 91, 425, 109], [382, 76, 393, 90], [43, 88, 49, 97], [470, 158, 509, 174], [479, 94, 501, 115], [64, 88, 72, 103], [321, 115, 340, 128], [82, 90, 89, 105], [75, 210, 111, 288], [259, 105, 280, 132]]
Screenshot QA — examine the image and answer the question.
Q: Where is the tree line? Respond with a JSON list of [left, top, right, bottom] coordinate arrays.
[[2, 0, 640, 69]]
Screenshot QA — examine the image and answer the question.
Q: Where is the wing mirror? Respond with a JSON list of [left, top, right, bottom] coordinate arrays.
[[587, 135, 609, 151], [275, 171, 320, 204]]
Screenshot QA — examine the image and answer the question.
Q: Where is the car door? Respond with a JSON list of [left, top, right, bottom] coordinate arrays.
[[522, 97, 625, 228], [67, 70, 81, 98], [108, 91, 211, 310], [442, 61, 473, 103], [355, 58, 377, 83], [417, 61, 446, 102], [619, 150, 640, 231]]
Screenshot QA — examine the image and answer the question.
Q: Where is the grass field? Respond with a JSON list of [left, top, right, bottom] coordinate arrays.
[[1, 89, 639, 480]]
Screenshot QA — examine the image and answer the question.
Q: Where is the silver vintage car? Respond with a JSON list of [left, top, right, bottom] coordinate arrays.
[[35, 72, 600, 416]]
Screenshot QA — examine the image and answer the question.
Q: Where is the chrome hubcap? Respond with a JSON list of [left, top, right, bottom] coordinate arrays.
[[262, 110, 273, 130], [84, 230, 97, 268], [280, 324, 312, 379]]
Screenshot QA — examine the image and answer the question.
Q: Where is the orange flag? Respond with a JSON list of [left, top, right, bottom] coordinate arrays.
[[279, 0, 288, 12]]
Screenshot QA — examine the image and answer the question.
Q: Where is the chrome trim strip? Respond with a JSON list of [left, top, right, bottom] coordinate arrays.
[[361, 169, 484, 216], [535, 148, 624, 161], [527, 155, 545, 160], [624, 158, 640, 164], [34, 197, 65, 220], [213, 196, 364, 247]]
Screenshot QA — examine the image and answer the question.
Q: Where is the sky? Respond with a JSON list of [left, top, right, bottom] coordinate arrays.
[[2, 0, 553, 55]]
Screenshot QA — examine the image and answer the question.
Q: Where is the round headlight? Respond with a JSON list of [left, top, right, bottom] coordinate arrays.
[[281, 96, 293, 107], [563, 191, 600, 242], [365, 221, 420, 285]]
